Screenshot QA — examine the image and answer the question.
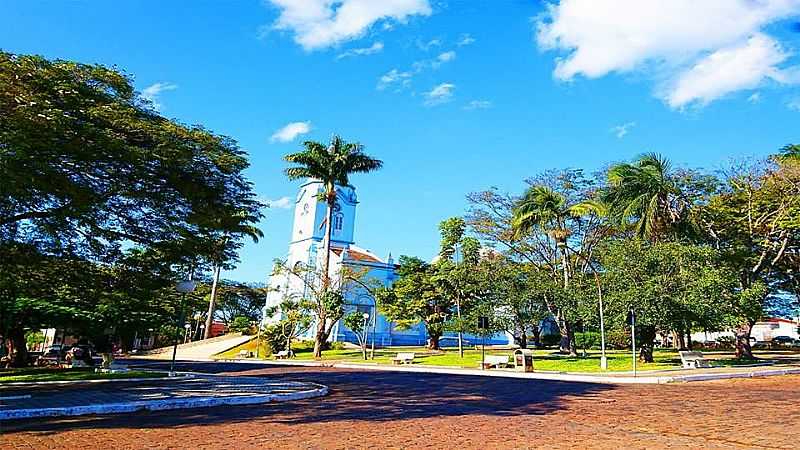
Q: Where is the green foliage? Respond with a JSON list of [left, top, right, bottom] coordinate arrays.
[[575, 331, 601, 349], [377, 256, 450, 347], [0, 51, 262, 365], [229, 316, 253, 334], [25, 330, 44, 348]]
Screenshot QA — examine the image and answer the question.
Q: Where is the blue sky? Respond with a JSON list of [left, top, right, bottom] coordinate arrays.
[[3, 1, 800, 283]]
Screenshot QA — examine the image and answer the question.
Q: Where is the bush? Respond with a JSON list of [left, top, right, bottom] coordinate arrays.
[[606, 328, 631, 350], [229, 316, 254, 335], [540, 333, 561, 347], [575, 331, 601, 349]]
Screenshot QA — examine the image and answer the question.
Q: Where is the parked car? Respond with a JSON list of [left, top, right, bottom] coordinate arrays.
[[770, 336, 797, 346]]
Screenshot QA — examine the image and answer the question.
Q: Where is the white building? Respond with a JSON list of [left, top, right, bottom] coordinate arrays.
[[691, 317, 800, 343], [263, 180, 512, 347]]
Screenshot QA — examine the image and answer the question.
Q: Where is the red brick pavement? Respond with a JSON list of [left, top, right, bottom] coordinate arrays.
[[2, 364, 799, 449]]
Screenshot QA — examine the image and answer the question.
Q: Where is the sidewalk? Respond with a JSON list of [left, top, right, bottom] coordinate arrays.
[[0, 375, 327, 420], [212, 358, 800, 384]]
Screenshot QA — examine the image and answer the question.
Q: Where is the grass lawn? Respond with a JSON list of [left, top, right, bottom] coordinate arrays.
[[218, 340, 798, 373], [0, 367, 166, 383]]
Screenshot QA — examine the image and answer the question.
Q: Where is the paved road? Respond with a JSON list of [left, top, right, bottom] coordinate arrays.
[[3, 359, 799, 449]]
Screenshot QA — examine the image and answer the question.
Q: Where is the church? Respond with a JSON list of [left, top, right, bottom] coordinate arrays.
[[263, 179, 512, 347]]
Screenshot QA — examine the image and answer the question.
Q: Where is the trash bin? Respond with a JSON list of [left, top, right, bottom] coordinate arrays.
[[514, 349, 534, 372]]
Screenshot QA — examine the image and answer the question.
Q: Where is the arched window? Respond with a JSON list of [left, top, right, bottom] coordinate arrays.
[[333, 213, 344, 233]]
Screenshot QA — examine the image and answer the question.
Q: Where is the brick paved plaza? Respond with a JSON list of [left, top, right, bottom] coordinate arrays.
[[2, 361, 799, 449]]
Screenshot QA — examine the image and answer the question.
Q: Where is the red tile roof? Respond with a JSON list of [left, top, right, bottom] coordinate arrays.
[[332, 247, 383, 263]]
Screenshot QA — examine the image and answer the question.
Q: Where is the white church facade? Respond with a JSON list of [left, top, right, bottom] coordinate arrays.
[[263, 180, 513, 347]]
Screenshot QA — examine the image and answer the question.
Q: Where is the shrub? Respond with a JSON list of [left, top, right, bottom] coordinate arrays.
[[606, 328, 631, 350], [540, 333, 561, 347], [229, 316, 254, 335], [575, 332, 601, 349]]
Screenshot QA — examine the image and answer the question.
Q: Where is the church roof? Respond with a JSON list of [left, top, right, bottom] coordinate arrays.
[[332, 245, 384, 264]]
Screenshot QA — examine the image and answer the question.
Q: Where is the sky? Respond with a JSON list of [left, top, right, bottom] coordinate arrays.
[[3, 1, 800, 283]]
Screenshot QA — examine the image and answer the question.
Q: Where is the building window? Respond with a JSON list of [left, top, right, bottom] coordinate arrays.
[[333, 213, 344, 233]]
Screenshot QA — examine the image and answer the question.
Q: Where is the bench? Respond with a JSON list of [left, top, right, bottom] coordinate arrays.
[[239, 350, 251, 359], [679, 351, 712, 369], [392, 352, 415, 365], [274, 350, 291, 359], [481, 354, 511, 369]]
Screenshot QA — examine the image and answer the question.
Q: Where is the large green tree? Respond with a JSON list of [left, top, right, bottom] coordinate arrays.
[[700, 147, 800, 358], [377, 256, 451, 350], [0, 52, 262, 364]]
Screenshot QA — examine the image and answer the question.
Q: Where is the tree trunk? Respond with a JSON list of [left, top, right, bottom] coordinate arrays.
[[312, 315, 328, 358], [321, 193, 336, 290], [203, 265, 222, 339], [557, 316, 577, 356], [674, 330, 686, 350], [428, 333, 441, 350], [638, 325, 656, 363], [735, 321, 755, 359], [517, 330, 528, 349], [531, 325, 541, 348], [9, 327, 28, 367], [685, 325, 693, 350]]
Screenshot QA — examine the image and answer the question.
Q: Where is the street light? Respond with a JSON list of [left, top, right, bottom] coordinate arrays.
[[170, 279, 197, 377], [361, 312, 370, 360]]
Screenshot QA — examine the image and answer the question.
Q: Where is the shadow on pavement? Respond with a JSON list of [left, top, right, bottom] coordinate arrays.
[[3, 359, 616, 433]]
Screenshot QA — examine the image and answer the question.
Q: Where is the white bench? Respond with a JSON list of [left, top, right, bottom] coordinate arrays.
[[274, 350, 291, 359], [481, 354, 510, 369], [238, 350, 251, 358], [392, 352, 415, 365], [679, 351, 712, 369]]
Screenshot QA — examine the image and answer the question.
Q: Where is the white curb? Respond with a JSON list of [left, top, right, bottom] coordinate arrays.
[[0, 383, 328, 421]]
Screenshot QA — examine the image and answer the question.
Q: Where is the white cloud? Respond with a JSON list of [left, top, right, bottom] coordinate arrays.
[[424, 82, 455, 106], [141, 82, 177, 111], [267, 0, 432, 50], [417, 38, 442, 51], [665, 34, 789, 108], [748, 92, 762, 103], [464, 100, 492, 110], [610, 122, 636, 139], [457, 33, 476, 47], [264, 196, 293, 209], [436, 50, 456, 64], [536, 0, 800, 108], [789, 97, 800, 111], [270, 121, 312, 143], [377, 68, 413, 90], [337, 41, 384, 59]]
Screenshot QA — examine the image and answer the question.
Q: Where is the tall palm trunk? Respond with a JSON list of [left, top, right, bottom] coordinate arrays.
[[312, 189, 336, 358], [203, 264, 222, 339]]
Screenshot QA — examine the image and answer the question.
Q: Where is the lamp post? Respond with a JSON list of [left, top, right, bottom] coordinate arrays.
[[361, 312, 370, 360], [170, 279, 197, 377]]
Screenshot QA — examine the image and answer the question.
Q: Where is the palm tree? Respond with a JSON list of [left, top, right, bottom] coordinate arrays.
[[603, 153, 688, 242], [512, 185, 585, 355], [284, 135, 382, 357]]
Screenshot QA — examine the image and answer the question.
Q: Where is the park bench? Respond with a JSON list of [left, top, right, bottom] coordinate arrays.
[[679, 351, 712, 369], [274, 350, 291, 359], [392, 352, 415, 365], [481, 354, 511, 369]]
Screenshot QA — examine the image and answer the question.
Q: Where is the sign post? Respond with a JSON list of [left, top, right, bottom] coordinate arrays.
[[627, 309, 637, 377], [477, 316, 489, 370]]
